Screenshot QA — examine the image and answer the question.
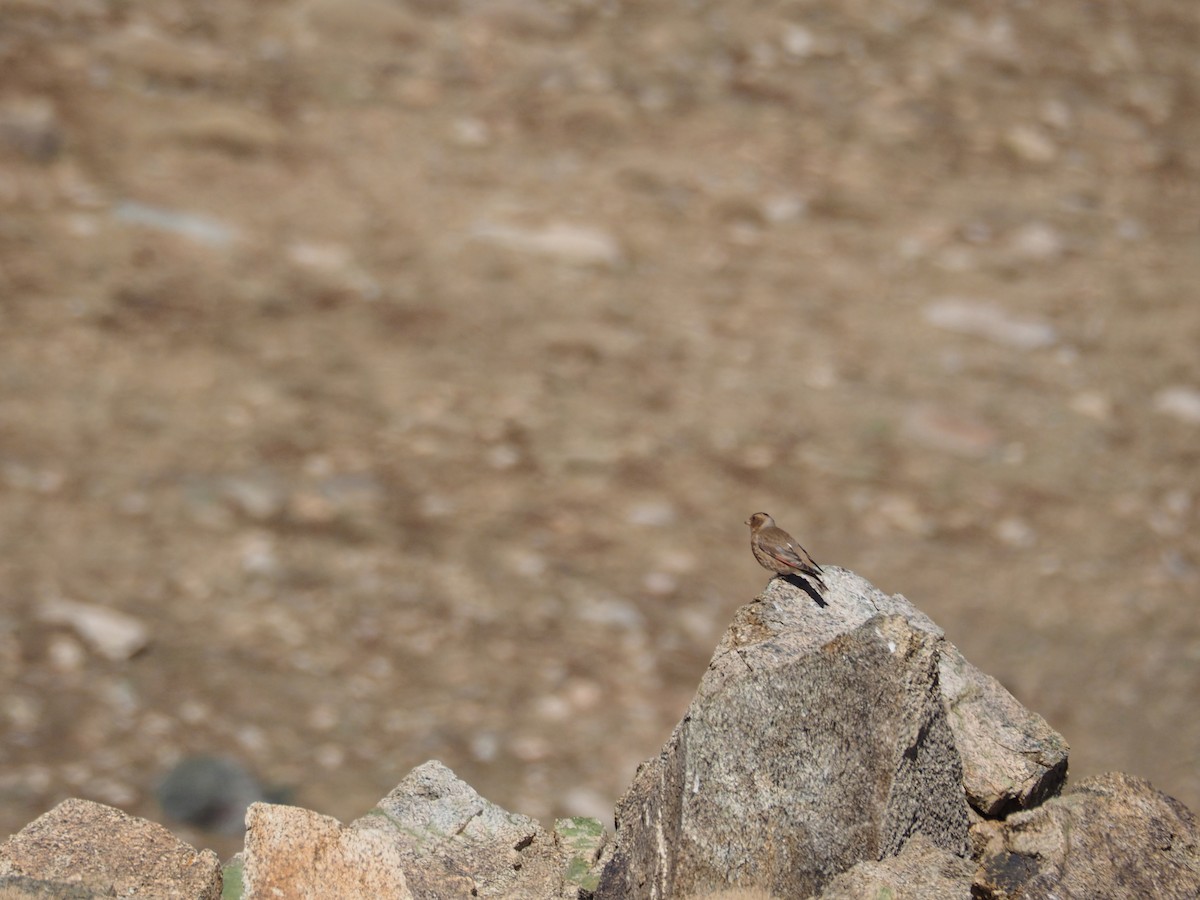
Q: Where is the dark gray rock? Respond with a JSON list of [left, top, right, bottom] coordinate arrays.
[[157, 755, 270, 835], [597, 569, 972, 898], [973, 771, 1200, 899]]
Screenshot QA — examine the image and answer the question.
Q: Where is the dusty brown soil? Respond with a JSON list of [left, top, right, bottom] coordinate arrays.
[[2, 0, 1198, 856]]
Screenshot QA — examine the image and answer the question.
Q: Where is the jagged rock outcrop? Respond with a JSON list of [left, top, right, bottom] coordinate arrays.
[[595, 567, 1069, 898], [814, 833, 976, 899], [0, 798, 221, 899], [938, 643, 1067, 816], [242, 803, 414, 899], [350, 760, 604, 899], [234, 760, 608, 899], [1, 568, 1196, 899], [972, 771, 1200, 899]]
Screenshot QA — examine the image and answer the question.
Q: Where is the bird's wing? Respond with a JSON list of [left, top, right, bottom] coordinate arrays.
[[774, 542, 823, 574]]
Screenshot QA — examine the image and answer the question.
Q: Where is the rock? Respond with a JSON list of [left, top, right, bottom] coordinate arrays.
[[596, 570, 973, 899], [938, 644, 1068, 816], [833, 574, 1064, 818], [242, 804, 413, 900], [0, 798, 221, 898], [112, 201, 239, 248], [157, 756, 270, 835], [814, 833, 976, 899], [973, 772, 1200, 899], [1154, 385, 1200, 424], [218, 470, 288, 521], [154, 104, 285, 157], [923, 299, 1058, 350], [1004, 124, 1058, 164], [0, 97, 63, 162], [36, 597, 150, 662], [1004, 222, 1065, 263], [0, 875, 109, 898], [351, 760, 578, 898], [469, 221, 624, 268]]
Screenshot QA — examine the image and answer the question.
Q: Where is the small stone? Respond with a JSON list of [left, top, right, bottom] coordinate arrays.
[[761, 192, 808, 224], [418, 493, 457, 518], [781, 23, 816, 57], [994, 517, 1036, 548], [625, 500, 677, 527], [450, 116, 491, 148], [0, 96, 63, 162], [287, 240, 354, 271], [46, 635, 86, 673], [1040, 97, 1074, 130], [159, 104, 284, 156], [507, 550, 547, 579], [642, 571, 678, 596], [37, 597, 150, 662], [485, 443, 521, 469], [315, 745, 345, 770], [1154, 386, 1200, 424], [221, 471, 287, 521], [1069, 390, 1112, 421], [535, 694, 572, 722], [113, 201, 238, 247], [240, 532, 280, 577], [3, 694, 42, 735], [1006, 221, 1065, 261], [307, 703, 339, 731], [1, 462, 65, 493], [470, 221, 623, 268], [470, 733, 500, 762], [924, 298, 1058, 349], [1005, 124, 1058, 164]]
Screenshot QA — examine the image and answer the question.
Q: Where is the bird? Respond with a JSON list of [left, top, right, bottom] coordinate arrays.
[[746, 512, 827, 595]]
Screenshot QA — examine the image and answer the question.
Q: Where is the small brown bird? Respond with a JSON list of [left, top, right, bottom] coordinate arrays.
[[746, 512, 826, 595]]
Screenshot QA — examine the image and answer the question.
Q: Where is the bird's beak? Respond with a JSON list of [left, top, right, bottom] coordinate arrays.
[[744, 518, 751, 526]]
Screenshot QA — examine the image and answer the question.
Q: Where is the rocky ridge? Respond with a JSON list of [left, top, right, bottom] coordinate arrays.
[[1, 569, 1196, 898]]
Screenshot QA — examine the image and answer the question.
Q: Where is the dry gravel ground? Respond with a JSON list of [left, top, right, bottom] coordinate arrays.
[[1, 0, 1198, 856]]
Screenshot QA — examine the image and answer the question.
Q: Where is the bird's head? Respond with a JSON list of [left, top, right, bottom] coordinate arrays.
[[746, 512, 775, 529]]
